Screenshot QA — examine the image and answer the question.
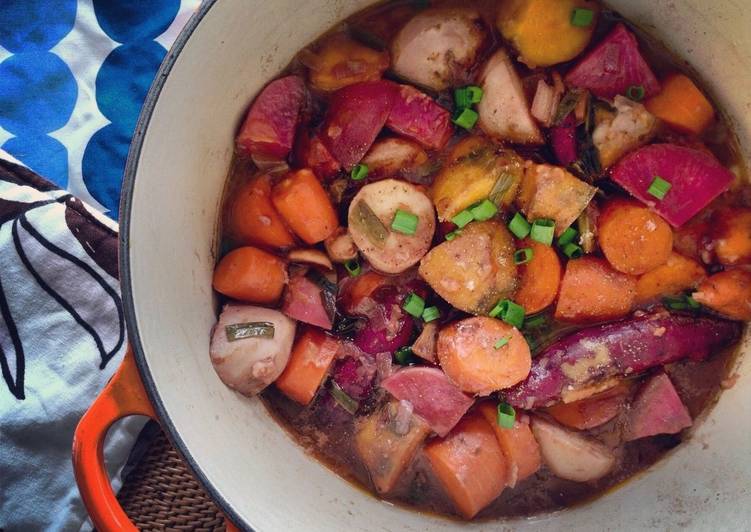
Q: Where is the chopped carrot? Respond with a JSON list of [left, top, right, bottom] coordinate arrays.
[[478, 403, 541, 487], [212, 246, 287, 303], [693, 269, 751, 320], [710, 207, 751, 266], [436, 317, 531, 395], [272, 169, 339, 244], [635, 252, 706, 304], [555, 256, 637, 323], [598, 199, 673, 275], [544, 381, 630, 430], [424, 412, 508, 518], [645, 74, 715, 135], [514, 238, 562, 314], [275, 329, 340, 405], [226, 174, 295, 249], [340, 270, 389, 315]]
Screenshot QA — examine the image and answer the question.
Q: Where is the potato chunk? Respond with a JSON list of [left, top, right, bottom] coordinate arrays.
[[419, 221, 517, 314]]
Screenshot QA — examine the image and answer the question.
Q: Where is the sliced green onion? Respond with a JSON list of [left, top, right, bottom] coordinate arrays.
[[626, 85, 646, 102], [330, 381, 359, 414], [470, 199, 498, 221], [454, 86, 483, 109], [508, 212, 531, 239], [514, 247, 533, 265], [663, 296, 688, 310], [422, 306, 441, 323], [452, 107, 479, 130], [467, 86, 484, 104], [489, 299, 525, 329], [351, 163, 369, 181], [452, 209, 474, 229], [494, 336, 511, 349], [352, 200, 388, 246], [395, 346, 415, 365], [523, 313, 548, 330], [562, 242, 583, 259], [489, 172, 516, 206], [686, 295, 701, 309], [445, 229, 462, 241], [344, 259, 361, 277], [571, 7, 594, 27], [225, 322, 275, 342], [391, 209, 419, 235], [497, 402, 516, 429], [557, 227, 578, 247], [530, 219, 556, 246], [403, 292, 426, 317], [647, 176, 672, 200]]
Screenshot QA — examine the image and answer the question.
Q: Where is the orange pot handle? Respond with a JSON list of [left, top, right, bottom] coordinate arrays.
[[72, 347, 239, 531]]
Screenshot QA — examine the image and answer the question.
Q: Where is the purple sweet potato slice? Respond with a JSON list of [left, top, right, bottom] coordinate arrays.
[[386, 84, 453, 150], [565, 23, 659, 100], [504, 312, 741, 409], [611, 143, 735, 227], [624, 372, 692, 441]]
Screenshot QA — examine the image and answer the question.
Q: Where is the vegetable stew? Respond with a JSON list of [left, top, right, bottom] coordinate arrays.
[[209, 0, 749, 521]]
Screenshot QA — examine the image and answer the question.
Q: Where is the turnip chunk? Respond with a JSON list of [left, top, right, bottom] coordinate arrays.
[[624, 373, 692, 441], [361, 137, 428, 180], [321, 80, 397, 169], [236, 75, 306, 163], [381, 367, 474, 437], [565, 23, 660, 100], [611, 143, 735, 227], [531, 417, 615, 482], [386, 85, 453, 150], [391, 8, 486, 91], [210, 304, 296, 396], [504, 312, 741, 409], [477, 50, 543, 144]]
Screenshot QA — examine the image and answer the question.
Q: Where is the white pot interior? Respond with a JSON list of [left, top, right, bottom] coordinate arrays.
[[123, 0, 751, 529]]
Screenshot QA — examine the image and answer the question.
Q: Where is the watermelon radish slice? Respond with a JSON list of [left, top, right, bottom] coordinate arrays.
[[565, 24, 660, 100], [611, 143, 734, 227]]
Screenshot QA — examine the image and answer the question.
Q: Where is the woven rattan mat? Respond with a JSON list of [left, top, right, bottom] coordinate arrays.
[[117, 421, 225, 531]]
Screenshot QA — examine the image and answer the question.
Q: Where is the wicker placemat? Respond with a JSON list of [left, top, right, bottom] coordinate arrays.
[[117, 421, 226, 531]]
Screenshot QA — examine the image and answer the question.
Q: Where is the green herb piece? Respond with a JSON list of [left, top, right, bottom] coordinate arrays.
[[530, 219, 556, 245], [403, 292, 426, 318], [454, 86, 483, 109], [489, 299, 525, 329], [446, 230, 462, 241], [508, 212, 532, 239], [562, 242, 583, 259], [494, 336, 511, 349], [452, 209, 474, 229], [344, 259, 361, 277], [514, 247, 533, 265], [663, 294, 702, 311], [647, 176, 671, 200], [395, 346, 416, 365], [330, 381, 359, 414], [351, 163, 369, 181], [497, 402, 516, 429], [391, 209, 419, 235], [470, 199, 498, 221], [571, 7, 594, 27], [452, 107, 479, 130], [225, 322, 275, 342], [422, 306, 441, 323], [626, 85, 646, 101], [553, 89, 583, 126], [686, 295, 701, 309], [352, 200, 388, 246], [523, 313, 548, 330], [557, 227, 578, 247], [306, 269, 338, 323]]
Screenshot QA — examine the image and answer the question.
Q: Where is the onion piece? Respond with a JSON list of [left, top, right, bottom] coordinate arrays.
[[531, 79, 564, 127], [288, 248, 334, 270], [394, 399, 414, 435]]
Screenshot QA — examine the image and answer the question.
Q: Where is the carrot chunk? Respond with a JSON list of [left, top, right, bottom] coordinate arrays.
[[275, 329, 340, 405], [272, 169, 339, 244], [514, 238, 562, 314], [213, 246, 287, 304], [544, 381, 630, 430], [424, 412, 508, 518], [598, 199, 673, 275], [645, 74, 715, 135], [437, 317, 532, 396], [555, 256, 636, 322], [710, 207, 751, 266], [478, 403, 541, 487], [226, 173, 295, 249], [692, 269, 751, 320], [635, 252, 706, 304]]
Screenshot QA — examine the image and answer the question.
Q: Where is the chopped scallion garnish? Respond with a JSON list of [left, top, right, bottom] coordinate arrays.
[[530, 219, 556, 245], [663, 294, 702, 311], [344, 259, 361, 277], [452, 107, 479, 130], [452, 209, 474, 229], [391, 209, 419, 235], [514, 247, 533, 265], [395, 346, 415, 365], [454, 85, 484, 109], [562, 242, 583, 259], [351, 163, 369, 181], [422, 306, 441, 323], [557, 227, 578, 247], [225, 322, 275, 342], [330, 381, 359, 414], [489, 299, 525, 329], [508, 212, 531, 239], [403, 292, 426, 317], [497, 402, 516, 429], [445, 229, 462, 241], [570, 7, 594, 27], [494, 336, 511, 349], [647, 176, 672, 200], [626, 85, 646, 101], [470, 199, 498, 221]]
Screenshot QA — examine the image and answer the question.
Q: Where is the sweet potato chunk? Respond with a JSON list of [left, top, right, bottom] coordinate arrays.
[[635, 252, 706, 304], [305, 33, 389, 92]]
